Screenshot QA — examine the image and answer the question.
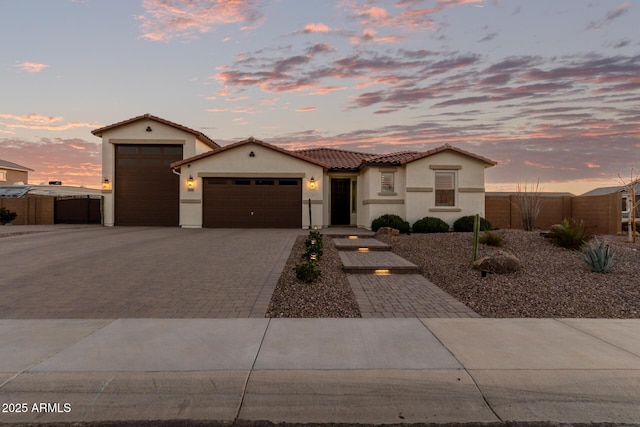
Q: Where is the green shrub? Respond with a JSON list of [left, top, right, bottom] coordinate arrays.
[[294, 260, 321, 283], [453, 215, 491, 232], [308, 230, 323, 243], [412, 216, 450, 233], [550, 219, 592, 250], [578, 236, 615, 273], [305, 231, 323, 259], [479, 231, 504, 247], [0, 207, 17, 225], [371, 214, 410, 234]]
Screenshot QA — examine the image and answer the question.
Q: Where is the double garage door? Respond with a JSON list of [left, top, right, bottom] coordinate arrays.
[[203, 178, 302, 228]]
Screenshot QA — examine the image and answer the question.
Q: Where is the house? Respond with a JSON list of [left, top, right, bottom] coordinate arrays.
[[0, 159, 33, 185], [94, 114, 496, 229]]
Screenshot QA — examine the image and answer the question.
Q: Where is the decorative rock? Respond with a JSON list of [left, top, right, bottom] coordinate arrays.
[[376, 227, 399, 236], [473, 250, 521, 274]]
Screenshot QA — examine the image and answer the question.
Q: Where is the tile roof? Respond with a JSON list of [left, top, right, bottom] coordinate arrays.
[[171, 137, 331, 169], [91, 114, 219, 149], [364, 151, 420, 166], [0, 159, 34, 172], [295, 148, 373, 170]]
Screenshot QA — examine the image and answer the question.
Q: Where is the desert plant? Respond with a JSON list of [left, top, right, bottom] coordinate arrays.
[[480, 231, 504, 247], [472, 214, 480, 261], [412, 216, 449, 233], [308, 229, 323, 243], [578, 236, 616, 273], [549, 219, 593, 250], [513, 180, 544, 231], [294, 260, 321, 283], [0, 207, 17, 225], [453, 215, 491, 232], [371, 214, 410, 234], [305, 231, 323, 259]]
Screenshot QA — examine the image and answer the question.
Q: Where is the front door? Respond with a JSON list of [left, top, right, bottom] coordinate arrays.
[[331, 179, 351, 225]]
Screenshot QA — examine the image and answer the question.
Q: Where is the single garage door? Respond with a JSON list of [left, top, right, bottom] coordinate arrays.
[[203, 178, 302, 228], [115, 144, 183, 226]]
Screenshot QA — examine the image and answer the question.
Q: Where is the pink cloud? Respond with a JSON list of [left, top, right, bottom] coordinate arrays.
[[303, 23, 330, 33], [137, 0, 264, 41], [0, 114, 100, 133], [296, 106, 317, 112], [15, 62, 49, 73]]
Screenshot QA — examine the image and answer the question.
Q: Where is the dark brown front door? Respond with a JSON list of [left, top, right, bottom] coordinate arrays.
[[203, 178, 302, 228], [115, 145, 182, 226], [331, 179, 351, 225]]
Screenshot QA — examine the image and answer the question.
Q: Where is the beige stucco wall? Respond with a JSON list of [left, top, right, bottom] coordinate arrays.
[[356, 151, 488, 229], [99, 118, 204, 226], [0, 169, 29, 185], [178, 142, 325, 228]]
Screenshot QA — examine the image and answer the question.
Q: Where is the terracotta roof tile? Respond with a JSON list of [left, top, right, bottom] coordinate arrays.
[[171, 137, 331, 169], [364, 151, 419, 166], [91, 114, 219, 149], [295, 148, 372, 170]]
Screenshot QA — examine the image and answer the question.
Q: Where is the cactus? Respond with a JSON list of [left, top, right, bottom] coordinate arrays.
[[472, 214, 480, 262], [578, 236, 616, 273]]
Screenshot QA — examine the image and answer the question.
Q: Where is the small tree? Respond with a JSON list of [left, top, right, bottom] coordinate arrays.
[[0, 207, 18, 225], [513, 179, 543, 231]]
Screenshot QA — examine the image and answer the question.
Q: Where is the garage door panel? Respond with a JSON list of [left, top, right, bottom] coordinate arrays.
[[115, 145, 182, 227], [203, 178, 301, 228]]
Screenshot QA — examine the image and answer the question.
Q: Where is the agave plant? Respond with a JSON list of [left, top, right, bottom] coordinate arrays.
[[578, 236, 616, 273]]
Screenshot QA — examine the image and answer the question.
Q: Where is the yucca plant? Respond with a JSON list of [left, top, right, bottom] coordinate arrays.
[[578, 237, 616, 273]]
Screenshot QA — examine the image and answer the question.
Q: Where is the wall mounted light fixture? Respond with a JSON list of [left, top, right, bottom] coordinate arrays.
[[308, 176, 316, 189], [187, 175, 195, 190], [102, 178, 111, 190]]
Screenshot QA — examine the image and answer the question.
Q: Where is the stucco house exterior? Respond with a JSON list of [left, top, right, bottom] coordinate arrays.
[[0, 159, 33, 185], [94, 114, 496, 229]]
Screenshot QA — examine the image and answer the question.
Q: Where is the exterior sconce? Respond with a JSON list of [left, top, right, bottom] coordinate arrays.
[[102, 178, 111, 190], [308, 177, 316, 189], [249, 151, 255, 157], [187, 175, 195, 191]]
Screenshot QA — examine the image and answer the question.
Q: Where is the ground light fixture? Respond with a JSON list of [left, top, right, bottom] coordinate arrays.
[[374, 269, 391, 275]]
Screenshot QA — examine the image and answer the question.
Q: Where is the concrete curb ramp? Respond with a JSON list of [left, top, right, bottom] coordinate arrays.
[[1, 318, 640, 424]]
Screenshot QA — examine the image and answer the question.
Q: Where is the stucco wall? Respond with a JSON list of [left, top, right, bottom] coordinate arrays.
[[178, 142, 325, 228], [99, 118, 201, 226], [0, 169, 29, 185]]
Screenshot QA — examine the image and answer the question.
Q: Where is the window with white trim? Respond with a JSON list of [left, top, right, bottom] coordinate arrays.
[[435, 172, 455, 206], [0, 170, 6, 182], [381, 172, 394, 193]]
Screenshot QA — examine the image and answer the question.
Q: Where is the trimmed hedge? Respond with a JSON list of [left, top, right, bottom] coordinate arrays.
[[453, 215, 492, 232], [412, 216, 450, 233], [371, 214, 410, 234]]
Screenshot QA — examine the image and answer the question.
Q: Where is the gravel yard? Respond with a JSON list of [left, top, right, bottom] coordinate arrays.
[[378, 230, 640, 318], [267, 235, 361, 318]]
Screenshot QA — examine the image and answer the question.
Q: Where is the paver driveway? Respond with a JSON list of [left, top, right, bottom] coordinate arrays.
[[0, 227, 300, 318]]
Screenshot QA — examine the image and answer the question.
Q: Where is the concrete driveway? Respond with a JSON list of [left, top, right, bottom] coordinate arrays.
[[0, 226, 300, 318]]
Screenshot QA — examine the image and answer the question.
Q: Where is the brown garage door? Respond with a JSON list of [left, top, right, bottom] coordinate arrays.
[[203, 178, 302, 228], [115, 145, 182, 226]]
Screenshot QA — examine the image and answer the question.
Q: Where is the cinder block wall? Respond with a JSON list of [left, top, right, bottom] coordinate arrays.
[[485, 193, 621, 235], [0, 196, 55, 225]]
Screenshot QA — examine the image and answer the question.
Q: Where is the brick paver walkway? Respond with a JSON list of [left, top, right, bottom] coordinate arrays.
[[348, 274, 480, 318]]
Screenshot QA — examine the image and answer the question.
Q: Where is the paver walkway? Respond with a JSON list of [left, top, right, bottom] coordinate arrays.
[[334, 233, 479, 318]]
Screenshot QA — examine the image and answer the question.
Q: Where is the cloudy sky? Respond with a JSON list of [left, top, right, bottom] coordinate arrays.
[[1, 0, 638, 193]]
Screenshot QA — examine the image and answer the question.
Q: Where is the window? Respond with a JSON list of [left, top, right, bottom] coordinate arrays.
[[0, 170, 6, 181], [435, 172, 455, 206], [381, 172, 394, 193], [256, 179, 274, 185]]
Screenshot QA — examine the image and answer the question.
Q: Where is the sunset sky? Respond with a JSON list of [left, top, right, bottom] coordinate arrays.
[[1, 0, 639, 194]]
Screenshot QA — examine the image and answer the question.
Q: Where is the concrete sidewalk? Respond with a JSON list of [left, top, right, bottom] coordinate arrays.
[[1, 318, 639, 425]]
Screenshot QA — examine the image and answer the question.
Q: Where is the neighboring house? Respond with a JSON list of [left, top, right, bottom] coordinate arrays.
[[94, 114, 496, 229], [581, 183, 640, 223], [0, 159, 33, 185]]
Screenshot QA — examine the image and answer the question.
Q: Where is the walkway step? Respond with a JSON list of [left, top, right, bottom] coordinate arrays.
[[339, 251, 420, 274], [333, 238, 390, 251], [320, 227, 375, 238]]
